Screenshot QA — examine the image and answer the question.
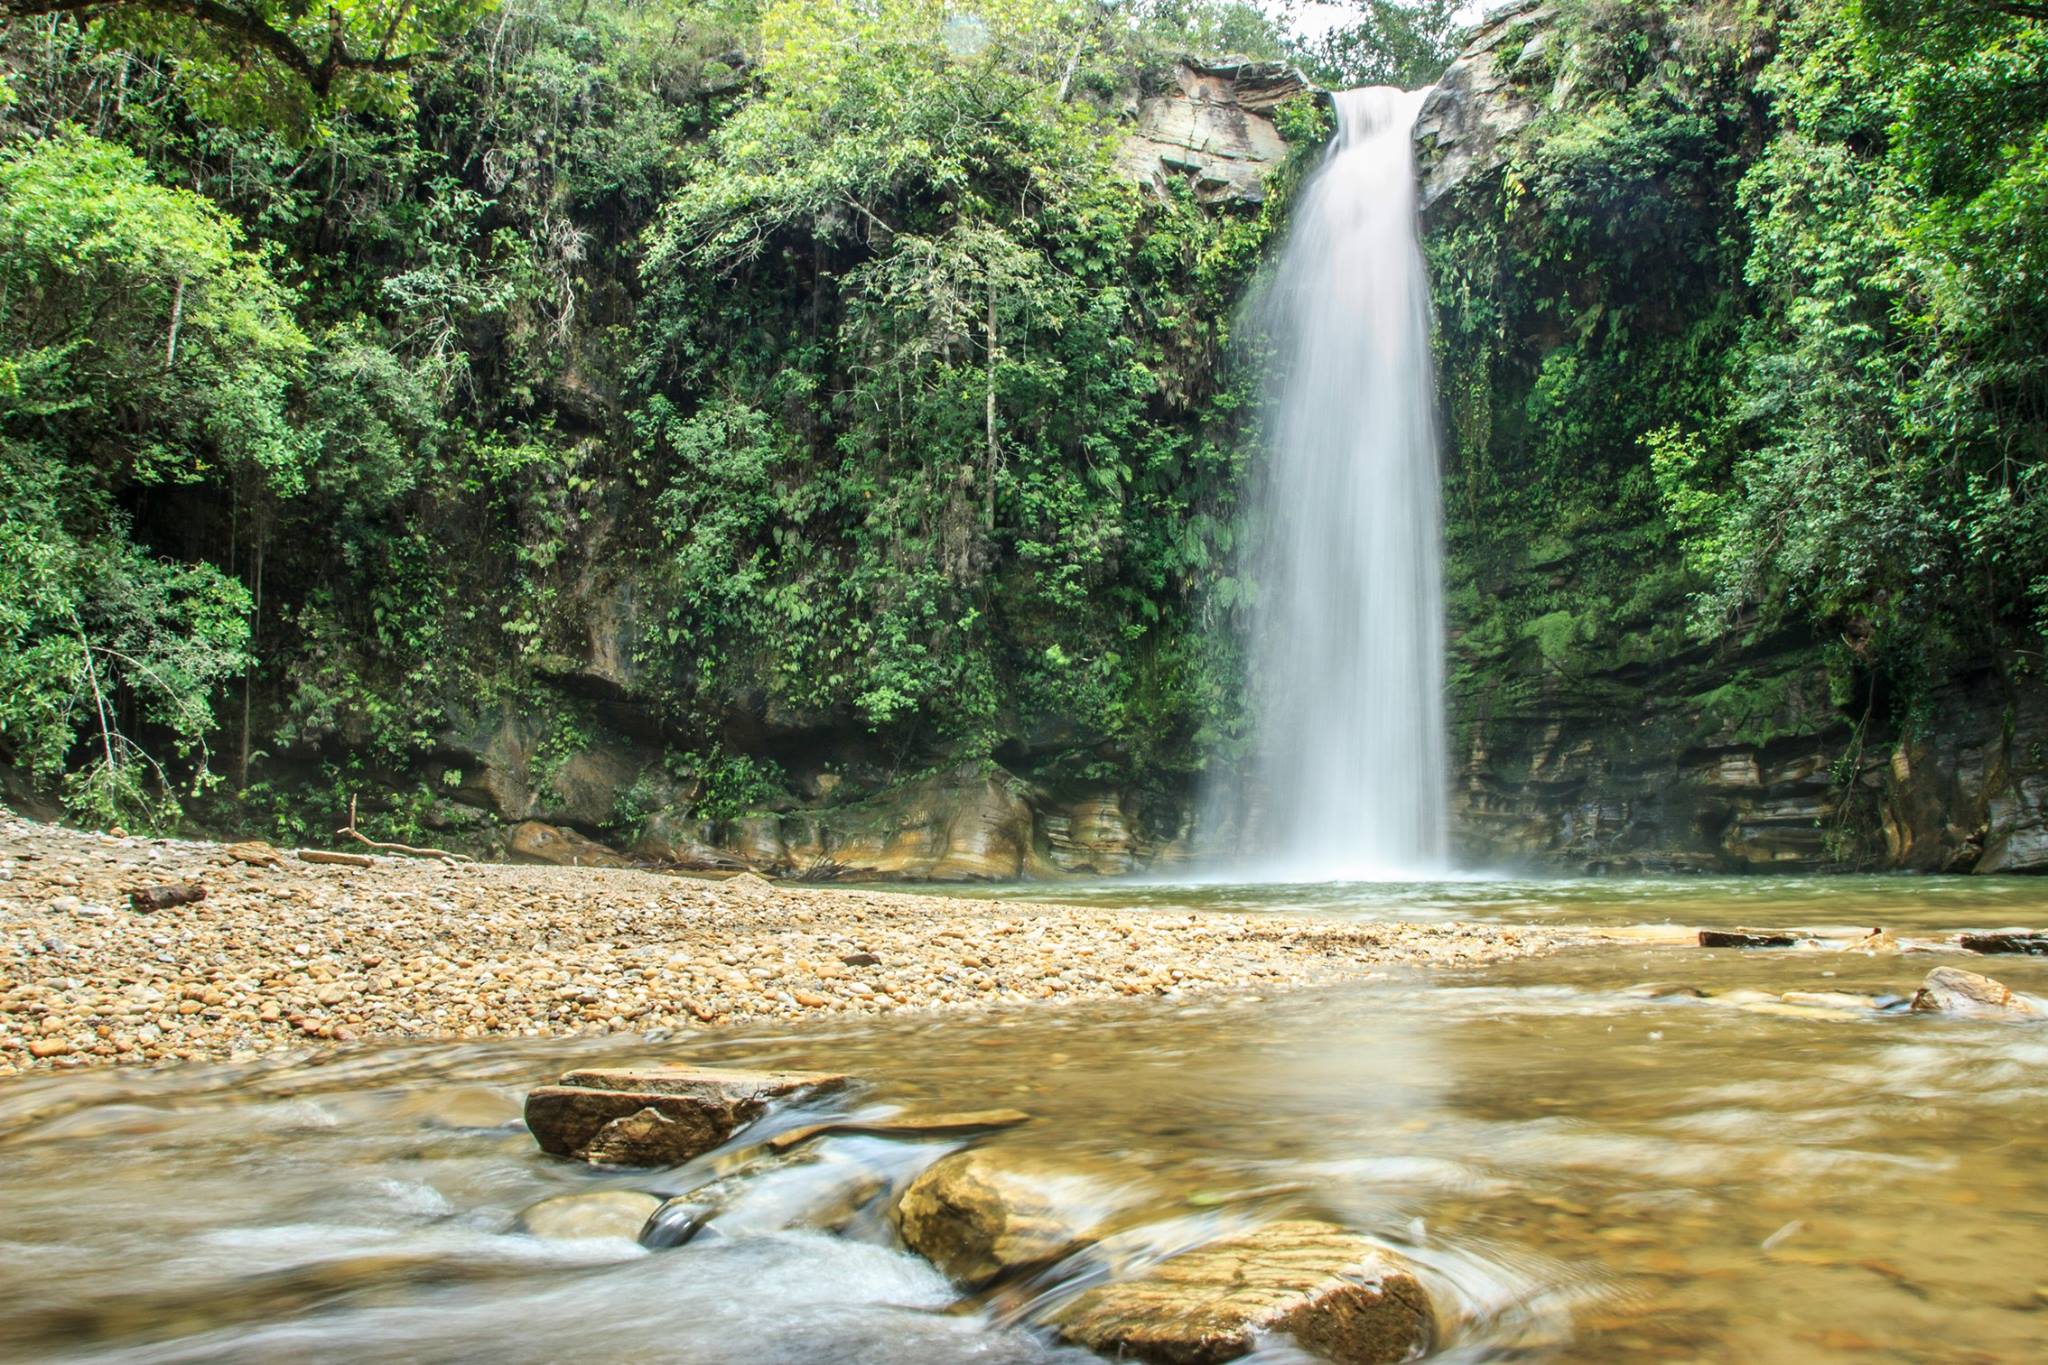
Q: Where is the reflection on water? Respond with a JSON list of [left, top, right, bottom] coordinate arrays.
[[898, 872, 2048, 936], [2, 893, 2047, 1362]]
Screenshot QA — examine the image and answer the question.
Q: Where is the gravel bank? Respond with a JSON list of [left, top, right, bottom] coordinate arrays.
[[0, 813, 1558, 1076]]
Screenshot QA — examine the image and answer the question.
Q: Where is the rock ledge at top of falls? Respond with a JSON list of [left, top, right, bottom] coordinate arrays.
[[1116, 57, 1314, 204], [1415, 0, 1556, 214], [1045, 1220, 1437, 1365]]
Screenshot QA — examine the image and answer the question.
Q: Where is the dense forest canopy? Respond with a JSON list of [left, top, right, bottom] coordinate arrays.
[[1433, 0, 2048, 744], [1, 0, 2045, 868], [0, 0, 1453, 835]]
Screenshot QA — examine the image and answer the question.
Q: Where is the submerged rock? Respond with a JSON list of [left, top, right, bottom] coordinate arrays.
[[767, 1107, 1030, 1154], [687, 1152, 891, 1238], [640, 1200, 715, 1249], [525, 1067, 848, 1166], [1910, 967, 2045, 1018], [1045, 1220, 1435, 1365], [894, 1148, 1119, 1287], [1958, 931, 2048, 957], [516, 1189, 663, 1241], [1698, 929, 1806, 949], [1779, 991, 1888, 1012], [1619, 982, 1707, 999], [390, 1085, 523, 1130]]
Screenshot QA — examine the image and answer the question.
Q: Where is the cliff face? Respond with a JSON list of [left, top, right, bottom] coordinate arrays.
[[343, 57, 1312, 880], [1417, 0, 2048, 875], [1116, 58, 1313, 204], [363, 9, 2048, 884]]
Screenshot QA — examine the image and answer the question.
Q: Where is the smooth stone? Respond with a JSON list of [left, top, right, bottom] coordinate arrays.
[[515, 1190, 663, 1241], [1910, 967, 2045, 1017], [1737, 1001, 1864, 1022], [894, 1148, 1117, 1287], [1045, 1220, 1436, 1365]]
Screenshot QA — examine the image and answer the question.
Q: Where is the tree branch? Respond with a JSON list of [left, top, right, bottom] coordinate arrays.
[[1, 0, 428, 96]]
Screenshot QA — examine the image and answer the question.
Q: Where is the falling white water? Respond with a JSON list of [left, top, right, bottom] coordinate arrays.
[[1219, 86, 1450, 881]]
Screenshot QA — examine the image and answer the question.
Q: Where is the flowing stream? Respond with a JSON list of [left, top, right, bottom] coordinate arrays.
[[1219, 86, 1449, 881], [4, 879, 2047, 1363]]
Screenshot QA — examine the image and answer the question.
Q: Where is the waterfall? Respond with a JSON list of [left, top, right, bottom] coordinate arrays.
[[1217, 86, 1450, 881]]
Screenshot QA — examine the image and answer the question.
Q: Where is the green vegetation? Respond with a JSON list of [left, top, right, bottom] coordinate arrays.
[[3, 0, 2043, 861], [0, 0, 1344, 835], [1432, 0, 2048, 779]]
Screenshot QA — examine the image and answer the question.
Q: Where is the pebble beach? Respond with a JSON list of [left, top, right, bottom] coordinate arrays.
[[0, 812, 1559, 1076]]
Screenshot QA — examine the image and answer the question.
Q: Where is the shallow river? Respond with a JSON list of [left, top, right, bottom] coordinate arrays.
[[2, 877, 2045, 1363]]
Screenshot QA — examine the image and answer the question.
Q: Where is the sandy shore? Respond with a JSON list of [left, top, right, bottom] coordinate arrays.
[[0, 812, 1558, 1075]]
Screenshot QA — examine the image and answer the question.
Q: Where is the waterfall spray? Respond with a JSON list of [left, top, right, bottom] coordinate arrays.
[[1216, 86, 1450, 881]]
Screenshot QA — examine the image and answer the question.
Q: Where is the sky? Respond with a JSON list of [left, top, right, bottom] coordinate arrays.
[[1277, 2, 1497, 40]]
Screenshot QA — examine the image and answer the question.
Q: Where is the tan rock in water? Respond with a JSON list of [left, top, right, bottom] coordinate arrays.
[[895, 1148, 1118, 1286], [1046, 1220, 1435, 1365], [1910, 967, 2045, 1017], [516, 1190, 663, 1241], [1780, 991, 1886, 1011], [391, 1085, 522, 1130], [525, 1068, 848, 1166]]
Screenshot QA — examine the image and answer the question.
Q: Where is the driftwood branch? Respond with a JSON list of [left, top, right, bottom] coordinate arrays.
[[300, 849, 375, 868], [336, 795, 475, 863]]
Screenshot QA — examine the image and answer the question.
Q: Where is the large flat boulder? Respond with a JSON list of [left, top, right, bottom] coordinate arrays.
[[1046, 1220, 1435, 1365], [769, 765, 1038, 880], [507, 820, 633, 868], [525, 1067, 848, 1166]]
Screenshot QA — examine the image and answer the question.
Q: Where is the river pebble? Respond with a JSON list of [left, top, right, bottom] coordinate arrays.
[[0, 813, 1560, 1075]]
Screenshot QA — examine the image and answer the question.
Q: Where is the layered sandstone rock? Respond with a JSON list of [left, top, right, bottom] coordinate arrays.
[[1046, 1220, 1436, 1364], [1117, 58, 1313, 205], [506, 820, 632, 868], [524, 1067, 848, 1166]]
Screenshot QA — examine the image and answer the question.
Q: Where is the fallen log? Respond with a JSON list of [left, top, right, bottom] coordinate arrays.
[[300, 850, 376, 869], [129, 882, 205, 912], [1958, 932, 2048, 957]]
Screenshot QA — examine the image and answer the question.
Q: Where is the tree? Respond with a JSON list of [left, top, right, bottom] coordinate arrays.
[[0, 0, 496, 116], [1286, 0, 1465, 89], [0, 131, 305, 821]]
